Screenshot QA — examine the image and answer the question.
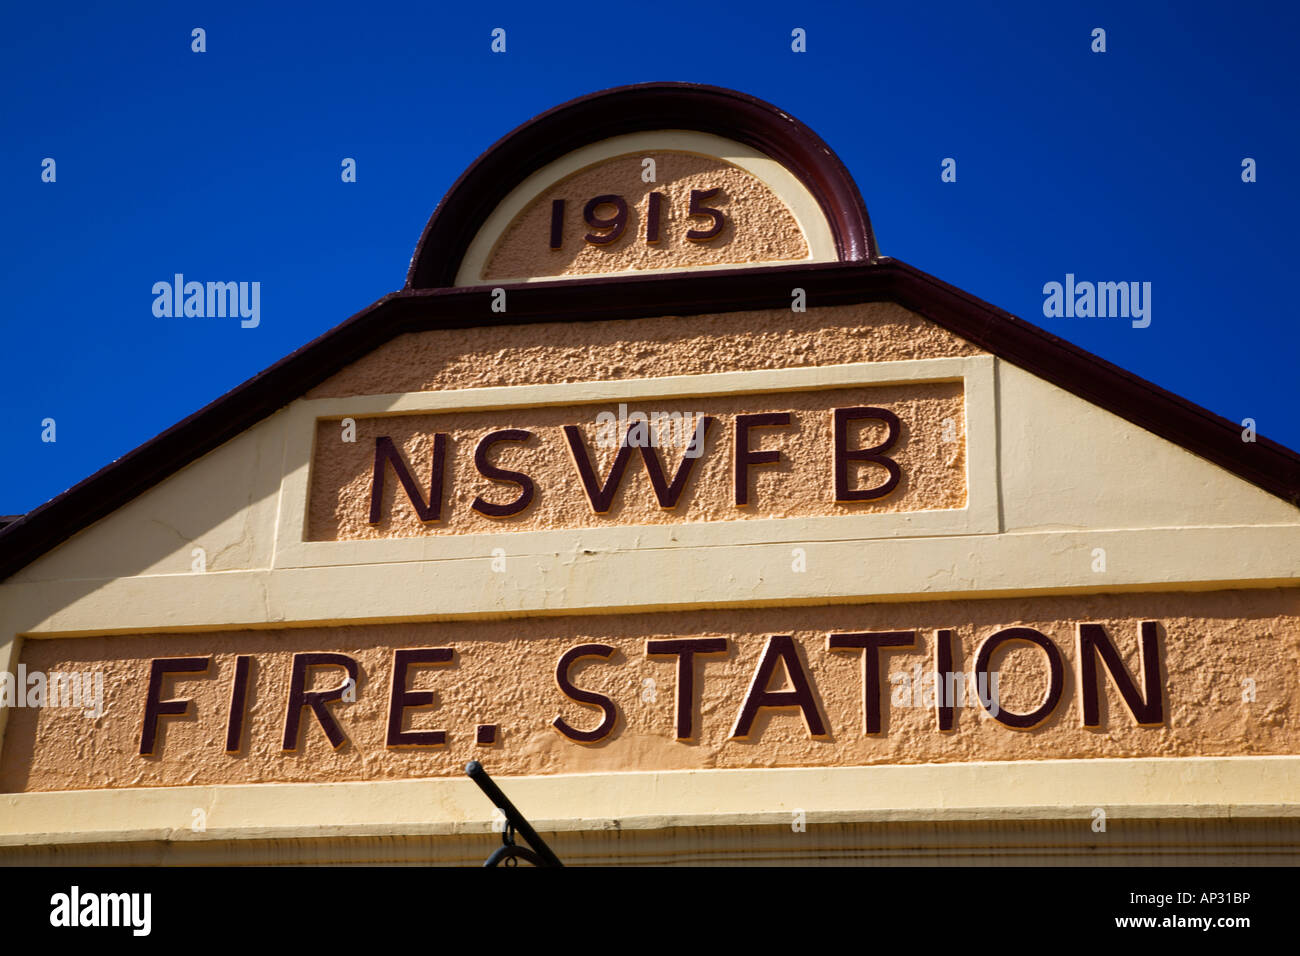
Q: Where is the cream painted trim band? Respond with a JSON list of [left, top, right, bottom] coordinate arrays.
[[297, 355, 982, 417], [2, 757, 1296, 849], [454, 130, 838, 286], [11, 524, 1300, 637], [275, 356, 999, 571]]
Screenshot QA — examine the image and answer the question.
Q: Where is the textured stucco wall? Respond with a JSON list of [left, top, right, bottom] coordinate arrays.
[[308, 383, 967, 540], [305, 302, 983, 400], [482, 150, 808, 280], [5, 588, 1297, 793]]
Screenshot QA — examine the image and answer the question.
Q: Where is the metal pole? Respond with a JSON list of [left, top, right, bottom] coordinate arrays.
[[465, 760, 564, 867]]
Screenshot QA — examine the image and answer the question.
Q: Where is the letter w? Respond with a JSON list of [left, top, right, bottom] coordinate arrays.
[[564, 425, 635, 513], [369, 435, 447, 523], [640, 417, 715, 507]]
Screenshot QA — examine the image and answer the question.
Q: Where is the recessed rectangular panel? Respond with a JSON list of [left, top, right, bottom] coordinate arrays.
[[306, 382, 968, 541]]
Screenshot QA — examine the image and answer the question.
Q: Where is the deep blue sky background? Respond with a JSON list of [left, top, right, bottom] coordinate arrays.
[[3, 2, 1296, 515]]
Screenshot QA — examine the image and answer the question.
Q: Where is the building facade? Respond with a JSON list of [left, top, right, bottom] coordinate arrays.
[[1, 83, 1298, 865]]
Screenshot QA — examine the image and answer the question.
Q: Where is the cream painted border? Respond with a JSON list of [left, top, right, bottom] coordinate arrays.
[[274, 356, 999, 570], [453, 130, 839, 286], [1, 757, 1296, 849], [13, 525, 1300, 639]]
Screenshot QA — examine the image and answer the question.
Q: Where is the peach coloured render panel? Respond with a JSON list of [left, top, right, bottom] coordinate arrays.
[[303, 303, 984, 400], [482, 151, 808, 280], [307, 383, 967, 541], [5, 588, 1297, 793]]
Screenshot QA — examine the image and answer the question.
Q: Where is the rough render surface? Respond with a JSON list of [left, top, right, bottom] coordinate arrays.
[[5, 588, 1298, 792], [481, 151, 808, 280], [309, 383, 967, 540], [305, 302, 984, 400]]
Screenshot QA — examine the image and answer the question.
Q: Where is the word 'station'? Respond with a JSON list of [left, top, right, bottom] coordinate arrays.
[[137, 622, 1164, 759]]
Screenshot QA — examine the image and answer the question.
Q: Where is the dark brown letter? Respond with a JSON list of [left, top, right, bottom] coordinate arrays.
[[646, 637, 728, 739], [282, 653, 359, 751], [386, 647, 455, 748], [139, 656, 211, 756], [827, 631, 916, 734], [833, 407, 901, 502], [552, 643, 619, 743], [734, 413, 791, 507], [730, 635, 827, 739], [1077, 621, 1164, 727], [640, 417, 715, 509], [472, 429, 535, 518], [369, 434, 447, 523], [973, 627, 1064, 730], [224, 655, 252, 754], [563, 425, 636, 514]]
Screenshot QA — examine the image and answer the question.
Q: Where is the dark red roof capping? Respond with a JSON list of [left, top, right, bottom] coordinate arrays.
[[406, 82, 877, 289]]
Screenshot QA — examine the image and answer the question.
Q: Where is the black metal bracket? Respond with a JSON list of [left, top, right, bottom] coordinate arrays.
[[465, 760, 563, 867]]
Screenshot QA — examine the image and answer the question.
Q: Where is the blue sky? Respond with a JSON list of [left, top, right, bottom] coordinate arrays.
[[2, 1, 1296, 515]]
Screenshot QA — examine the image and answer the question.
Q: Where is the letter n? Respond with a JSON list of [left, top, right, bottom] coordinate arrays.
[[1077, 621, 1164, 726], [369, 435, 446, 523]]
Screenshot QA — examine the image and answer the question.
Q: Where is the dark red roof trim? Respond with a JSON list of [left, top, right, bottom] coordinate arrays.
[[406, 82, 877, 289], [1, 257, 1297, 582]]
